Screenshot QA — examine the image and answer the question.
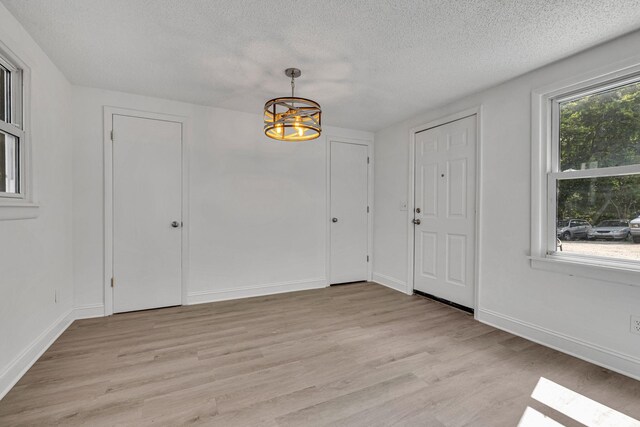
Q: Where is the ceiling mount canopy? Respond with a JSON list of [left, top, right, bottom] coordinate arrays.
[[264, 68, 322, 142]]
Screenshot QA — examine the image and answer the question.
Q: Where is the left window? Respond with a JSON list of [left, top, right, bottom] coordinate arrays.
[[0, 42, 35, 220], [0, 52, 23, 197]]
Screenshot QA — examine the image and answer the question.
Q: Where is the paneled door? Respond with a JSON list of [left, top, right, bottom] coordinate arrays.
[[413, 115, 476, 308], [330, 141, 369, 284], [112, 114, 183, 313]]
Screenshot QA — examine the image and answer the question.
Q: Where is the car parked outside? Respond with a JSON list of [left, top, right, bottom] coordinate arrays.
[[556, 219, 592, 240], [587, 219, 631, 241], [631, 216, 640, 243]]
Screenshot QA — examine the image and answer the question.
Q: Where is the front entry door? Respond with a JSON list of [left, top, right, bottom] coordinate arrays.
[[413, 115, 476, 308], [330, 141, 369, 284], [112, 114, 183, 313]]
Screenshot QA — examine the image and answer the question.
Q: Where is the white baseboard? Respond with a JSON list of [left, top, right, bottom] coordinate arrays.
[[187, 278, 328, 305], [477, 308, 640, 381], [372, 272, 409, 294], [0, 308, 74, 401], [74, 303, 105, 319]]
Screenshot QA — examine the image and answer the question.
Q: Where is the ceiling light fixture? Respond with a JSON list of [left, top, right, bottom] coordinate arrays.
[[264, 68, 321, 142]]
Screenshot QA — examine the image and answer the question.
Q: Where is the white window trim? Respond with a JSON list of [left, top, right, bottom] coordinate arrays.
[[0, 39, 37, 220], [531, 56, 640, 287]]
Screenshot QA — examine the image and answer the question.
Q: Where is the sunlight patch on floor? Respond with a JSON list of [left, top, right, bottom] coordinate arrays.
[[519, 377, 640, 427]]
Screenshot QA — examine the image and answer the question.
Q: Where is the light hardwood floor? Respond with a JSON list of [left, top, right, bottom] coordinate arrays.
[[1, 283, 639, 426]]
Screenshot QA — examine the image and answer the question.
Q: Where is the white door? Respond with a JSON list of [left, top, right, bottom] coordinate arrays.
[[112, 114, 183, 313], [330, 141, 369, 284], [413, 115, 476, 308]]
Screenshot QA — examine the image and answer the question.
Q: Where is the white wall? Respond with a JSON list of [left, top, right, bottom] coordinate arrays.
[[72, 86, 373, 310], [0, 3, 74, 397], [373, 30, 640, 378]]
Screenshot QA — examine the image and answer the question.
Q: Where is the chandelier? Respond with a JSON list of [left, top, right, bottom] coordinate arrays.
[[264, 68, 322, 141]]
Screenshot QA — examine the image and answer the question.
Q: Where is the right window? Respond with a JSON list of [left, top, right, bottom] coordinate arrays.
[[551, 78, 640, 262]]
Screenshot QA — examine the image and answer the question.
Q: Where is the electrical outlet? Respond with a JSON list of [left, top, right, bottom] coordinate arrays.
[[631, 315, 640, 335]]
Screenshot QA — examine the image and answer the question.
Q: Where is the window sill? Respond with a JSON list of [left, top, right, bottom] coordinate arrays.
[[0, 200, 40, 220], [530, 254, 640, 288]]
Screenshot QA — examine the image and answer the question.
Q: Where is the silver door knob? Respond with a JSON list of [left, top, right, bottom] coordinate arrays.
[[332, 218, 338, 223], [412, 219, 421, 225], [171, 221, 181, 228]]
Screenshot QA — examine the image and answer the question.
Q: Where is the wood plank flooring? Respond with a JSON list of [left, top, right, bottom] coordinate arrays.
[[1, 283, 639, 426]]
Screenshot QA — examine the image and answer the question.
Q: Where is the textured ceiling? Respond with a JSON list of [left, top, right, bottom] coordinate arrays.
[[3, 0, 640, 131]]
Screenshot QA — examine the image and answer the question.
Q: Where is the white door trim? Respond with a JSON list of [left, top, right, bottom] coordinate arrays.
[[325, 136, 374, 286], [103, 106, 190, 316], [407, 106, 483, 314]]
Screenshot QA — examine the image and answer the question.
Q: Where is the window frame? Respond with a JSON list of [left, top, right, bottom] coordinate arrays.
[[531, 60, 640, 286], [0, 39, 36, 220]]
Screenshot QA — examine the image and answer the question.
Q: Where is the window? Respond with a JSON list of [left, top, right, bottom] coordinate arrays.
[[0, 52, 23, 198], [0, 41, 35, 220], [550, 78, 640, 263], [532, 64, 640, 283]]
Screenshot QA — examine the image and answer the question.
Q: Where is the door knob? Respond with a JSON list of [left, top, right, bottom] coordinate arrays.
[[332, 218, 338, 223], [412, 219, 421, 225], [171, 221, 181, 228]]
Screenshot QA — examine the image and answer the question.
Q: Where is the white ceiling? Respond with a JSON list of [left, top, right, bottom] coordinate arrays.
[[3, 0, 640, 131]]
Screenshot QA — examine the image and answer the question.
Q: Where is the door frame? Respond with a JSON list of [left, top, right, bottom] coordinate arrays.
[[326, 136, 374, 285], [103, 106, 190, 316], [406, 106, 483, 313]]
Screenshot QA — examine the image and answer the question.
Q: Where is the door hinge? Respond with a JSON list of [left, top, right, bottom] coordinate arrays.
[[367, 255, 369, 262], [111, 277, 115, 288], [367, 156, 370, 164], [367, 206, 370, 213], [110, 130, 114, 141]]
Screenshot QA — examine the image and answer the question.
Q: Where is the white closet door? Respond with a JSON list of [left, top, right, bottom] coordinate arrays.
[[330, 141, 369, 284], [112, 114, 182, 313]]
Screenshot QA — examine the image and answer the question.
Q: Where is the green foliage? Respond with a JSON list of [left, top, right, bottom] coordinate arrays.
[[558, 81, 640, 223]]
